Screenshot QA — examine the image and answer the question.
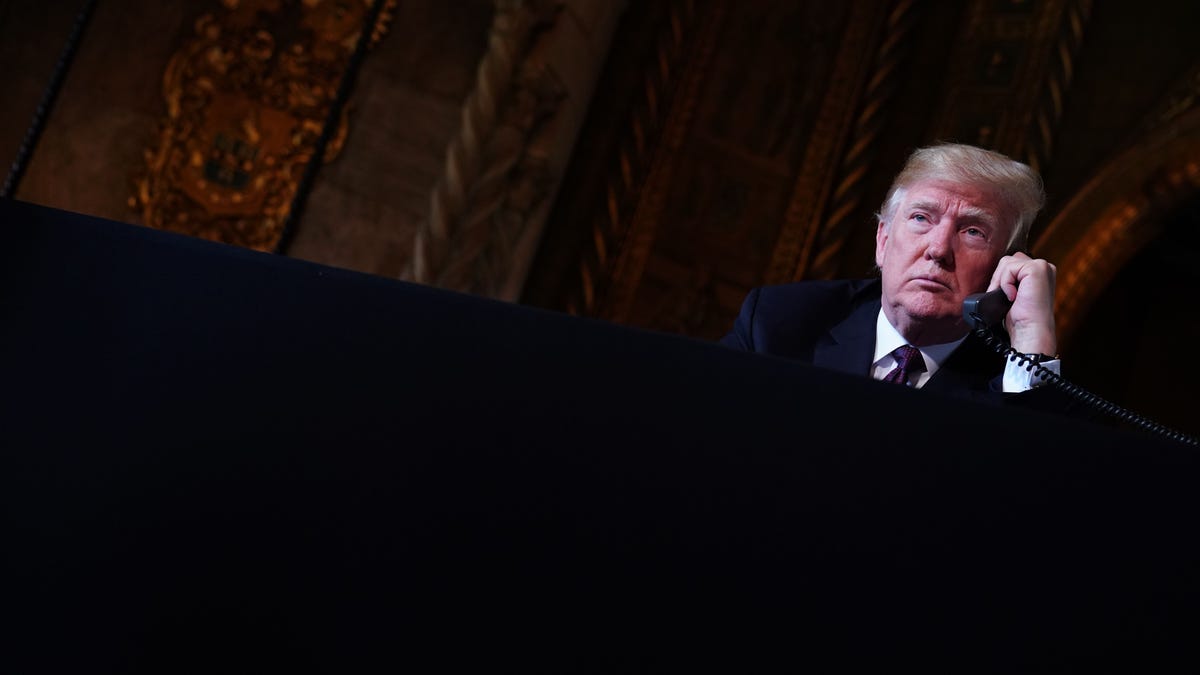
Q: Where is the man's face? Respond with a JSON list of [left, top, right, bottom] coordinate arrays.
[[875, 178, 1014, 344]]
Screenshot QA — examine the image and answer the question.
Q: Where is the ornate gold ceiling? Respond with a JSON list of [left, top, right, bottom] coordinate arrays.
[[523, 0, 1200, 351]]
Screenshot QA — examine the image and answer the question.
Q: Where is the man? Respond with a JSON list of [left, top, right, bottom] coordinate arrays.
[[721, 143, 1061, 405]]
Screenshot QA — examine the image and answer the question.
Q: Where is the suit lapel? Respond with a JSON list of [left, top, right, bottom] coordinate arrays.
[[812, 298, 880, 378], [922, 333, 1001, 398], [809, 291, 1001, 396]]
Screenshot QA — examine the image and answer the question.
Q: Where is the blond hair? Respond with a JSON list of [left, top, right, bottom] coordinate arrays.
[[877, 143, 1045, 252]]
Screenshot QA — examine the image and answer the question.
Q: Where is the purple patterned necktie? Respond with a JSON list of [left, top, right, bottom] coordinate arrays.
[[882, 345, 926, 387]]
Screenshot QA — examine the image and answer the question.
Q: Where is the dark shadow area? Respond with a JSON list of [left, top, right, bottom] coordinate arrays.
[[1067, 193, 1200, 437], [8, 198, 1200, 672]]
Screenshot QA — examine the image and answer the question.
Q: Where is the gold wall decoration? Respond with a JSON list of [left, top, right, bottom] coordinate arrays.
[[133, 0, 393, 251]]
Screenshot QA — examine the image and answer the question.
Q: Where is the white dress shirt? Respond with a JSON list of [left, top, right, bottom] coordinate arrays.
[[870, 310, 1060, 392]]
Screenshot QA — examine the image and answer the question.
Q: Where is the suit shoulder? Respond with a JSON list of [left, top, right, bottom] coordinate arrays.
[[751, 279, 879, 316], [726, 279, 879, 356]]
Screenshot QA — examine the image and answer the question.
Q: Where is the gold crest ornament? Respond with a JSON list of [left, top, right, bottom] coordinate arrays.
[[133, 0, 393, 251]]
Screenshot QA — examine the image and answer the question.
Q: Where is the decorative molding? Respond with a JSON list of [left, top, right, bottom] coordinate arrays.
[[1034, 102, 1200, 343], [1018, 0, 1092, 174], [762, 0, 885, 286], [802, 0, 917, 281], [132, 0, 394, 251], [1137, 62, 1200, 136], [928, 0, 1073, 159], [598, 0, 721, 324], [1036, 64, 1200, 255], [1054, 158, 1200, 341], [412, 0, 564, 295], [1038, 64, 1200, 342], [567, 0, 699, 316]]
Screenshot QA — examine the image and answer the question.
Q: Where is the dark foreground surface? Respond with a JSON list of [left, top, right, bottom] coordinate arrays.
[[3, 198, 1196, 673]]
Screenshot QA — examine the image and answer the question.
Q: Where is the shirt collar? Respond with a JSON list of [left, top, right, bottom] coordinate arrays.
[[873, 309, 966, 381]]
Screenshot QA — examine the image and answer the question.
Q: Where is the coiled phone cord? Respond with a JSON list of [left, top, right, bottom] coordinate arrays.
[[971, 323, 1199, 448]]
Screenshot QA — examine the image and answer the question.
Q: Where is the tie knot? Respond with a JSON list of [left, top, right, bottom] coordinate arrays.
[[892, 345, 925, 372], [883, 344, 926, 385]]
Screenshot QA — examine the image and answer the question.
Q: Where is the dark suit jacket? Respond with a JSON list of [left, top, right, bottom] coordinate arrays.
[[721, 278, 1064, 409]]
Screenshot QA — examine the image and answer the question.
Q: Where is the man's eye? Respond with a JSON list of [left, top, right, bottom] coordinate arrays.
[[965, 227, 985, 238], [911, 213, 928, 222]]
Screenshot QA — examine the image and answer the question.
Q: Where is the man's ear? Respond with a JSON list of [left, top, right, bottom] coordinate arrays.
[[875, 220, 888, 268]]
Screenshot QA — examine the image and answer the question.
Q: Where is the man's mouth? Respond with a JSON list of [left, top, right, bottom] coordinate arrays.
[[909, 275, 952, 290]]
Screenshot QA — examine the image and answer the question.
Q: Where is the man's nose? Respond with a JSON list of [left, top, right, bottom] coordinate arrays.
[[924, 221, 956, 264]]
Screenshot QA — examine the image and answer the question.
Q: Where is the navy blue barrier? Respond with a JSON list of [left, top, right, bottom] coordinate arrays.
[[2, 198, 1195, 672]]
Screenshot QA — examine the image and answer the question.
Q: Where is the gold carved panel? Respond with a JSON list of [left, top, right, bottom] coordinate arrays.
[[133, 0, 393, 251]]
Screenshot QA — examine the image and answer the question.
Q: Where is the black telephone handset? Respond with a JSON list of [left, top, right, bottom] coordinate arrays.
[[962, 288, 1013, 329], [961, 290, 1198, 446]]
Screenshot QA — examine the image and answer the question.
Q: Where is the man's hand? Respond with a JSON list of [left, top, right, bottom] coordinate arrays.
[[987, 252, 1057, 356]]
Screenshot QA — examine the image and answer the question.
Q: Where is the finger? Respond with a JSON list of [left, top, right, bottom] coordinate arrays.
[[988, 254, 1024, 300], [987, 255, 1011, 293]]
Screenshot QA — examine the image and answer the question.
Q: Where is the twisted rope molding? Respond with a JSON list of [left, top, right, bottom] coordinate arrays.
[[764, 0, 897, 285], [805, 0, 916, 280], [597, 0, 720, 324], [413, 0, 562, 294], [1022, 0, 1092, 176], [572, 1, 696, 315], [437, 66, 564, 295]]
